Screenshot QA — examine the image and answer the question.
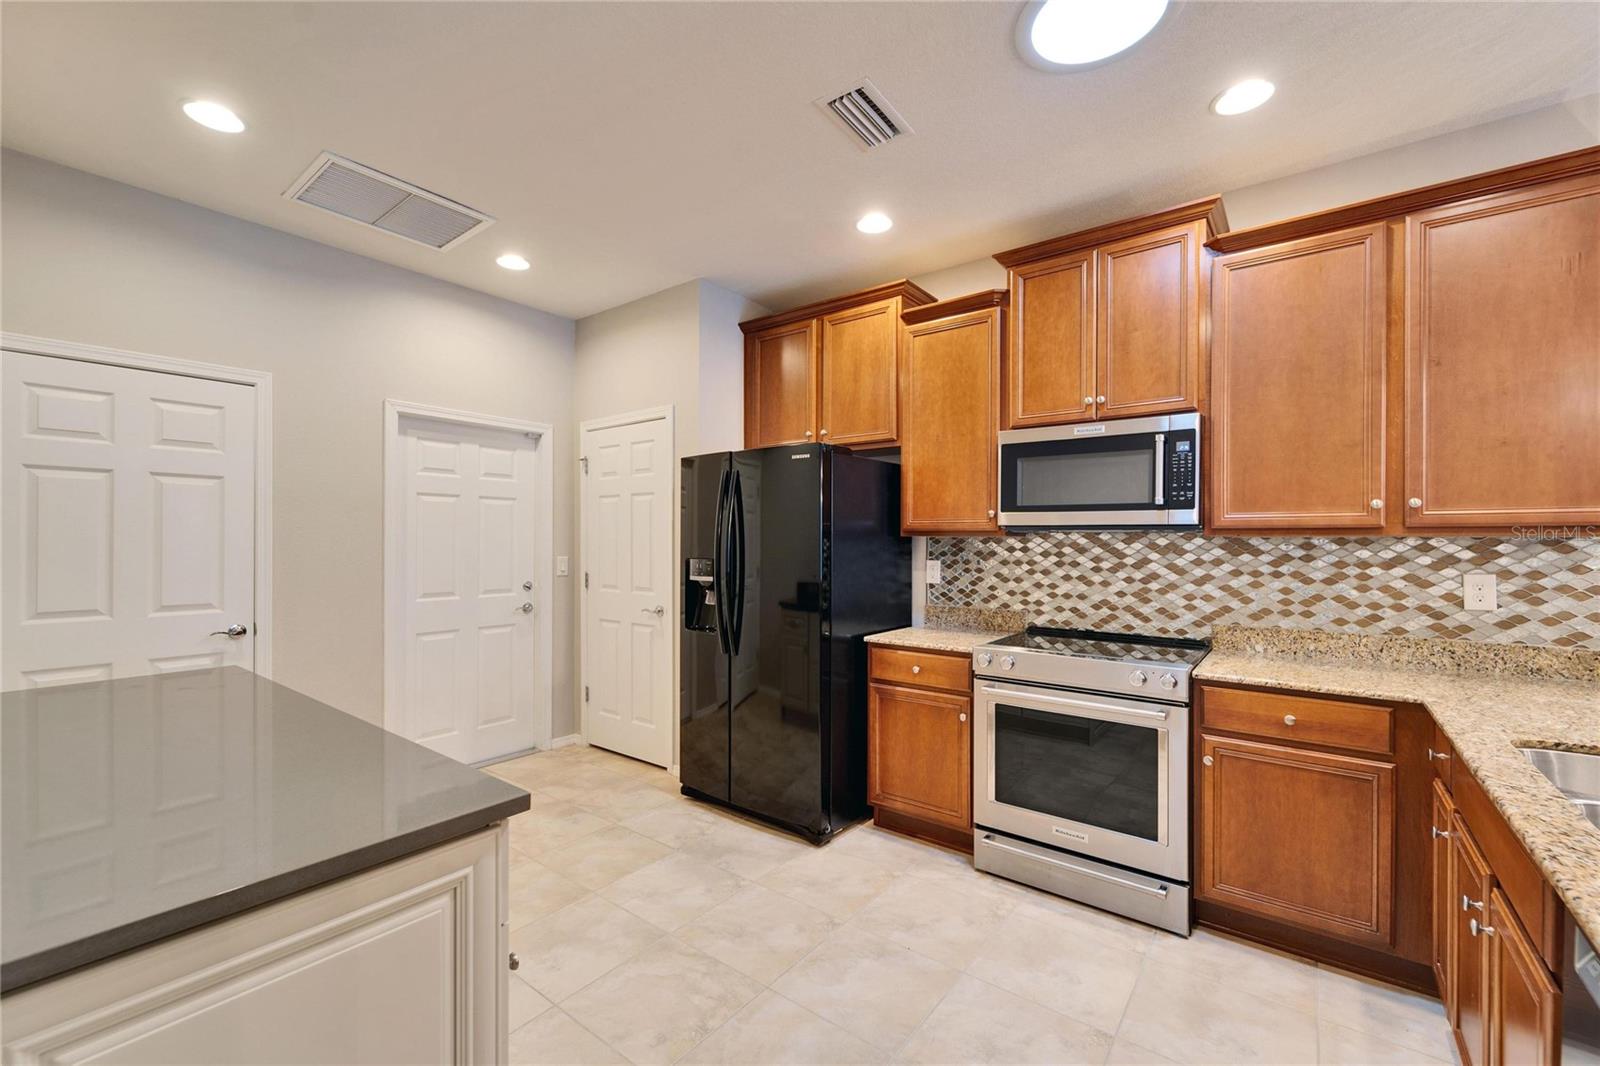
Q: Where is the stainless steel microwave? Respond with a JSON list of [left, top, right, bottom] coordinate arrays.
[[997, 412, 1200, 529]]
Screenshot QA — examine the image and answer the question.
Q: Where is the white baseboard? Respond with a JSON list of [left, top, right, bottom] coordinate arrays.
[[548, 733, 586, 750]]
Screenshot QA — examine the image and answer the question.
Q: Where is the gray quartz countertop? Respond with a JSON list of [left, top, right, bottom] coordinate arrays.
[[1, 667, 530, 994], [1195, 647, 1600, 948]]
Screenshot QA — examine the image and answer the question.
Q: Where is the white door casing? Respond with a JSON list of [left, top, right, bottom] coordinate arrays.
[[383, 401, 554, 765], [1, 349, 261, 689], [580, 408, 674, 768]]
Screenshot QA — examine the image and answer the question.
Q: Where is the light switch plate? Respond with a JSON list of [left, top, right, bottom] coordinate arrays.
[[1463, 572, 1497, 612], [556, 556, 570, 577], [926, 560, 942, 584]]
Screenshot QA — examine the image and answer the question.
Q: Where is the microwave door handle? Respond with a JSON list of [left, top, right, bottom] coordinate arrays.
[[979, 684, 1172, 722], [1153, 432, 1165, 507]]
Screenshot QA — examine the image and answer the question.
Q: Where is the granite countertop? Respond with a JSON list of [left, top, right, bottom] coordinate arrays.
[[1195, 637, 1600, 947], [866, 626, 1013, 655], [1, 667, 530, 994]]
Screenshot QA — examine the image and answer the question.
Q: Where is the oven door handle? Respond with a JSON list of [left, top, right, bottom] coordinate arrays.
[[979, 685, 1171, 722], [978, 834, 1169, 898], [1153, 432, 1166, 507]]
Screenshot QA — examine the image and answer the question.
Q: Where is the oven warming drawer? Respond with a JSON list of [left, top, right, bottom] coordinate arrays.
[[974, 829, 1191, 936]]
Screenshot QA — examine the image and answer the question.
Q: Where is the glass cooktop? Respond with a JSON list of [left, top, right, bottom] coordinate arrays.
[[988, 626, 1211, 666]]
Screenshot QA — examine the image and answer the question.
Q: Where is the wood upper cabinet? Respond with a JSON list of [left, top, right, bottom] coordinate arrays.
[[1096, 220, 1206, 419], [744, 319, 817, 448], [1007, 251, 1094, 427], [1196, 733, 1395, 944], [741, 281, 934, 450], [1209, 224, 1388, 529], [1403, 170, 1600, 527], [1486, 888, 1560, 1066], [900, 292, 1004, 535], [997, 198, 1223, 429]]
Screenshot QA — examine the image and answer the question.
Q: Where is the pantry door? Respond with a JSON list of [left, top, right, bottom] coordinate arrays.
[[390, 411, 549, 765], [1, 349, 258, 689]]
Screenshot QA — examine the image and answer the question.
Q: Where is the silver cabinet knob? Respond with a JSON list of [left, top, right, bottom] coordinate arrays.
[[1096, 395, 1106, 404], [976, 652, 993, 668], [1000, 656, 1016, 671], [519, 602, 535, 613], [911, 664, 922, 675], [1083, 396, 1094, 405], [641, 605, 664, 616], [209, 623, 248, 638], [1202, 755, 1214, 767], [819, 429, 829, 437], [987, 509, 996, 518], [1370, 499, 1384, 509], [959, 712, 968, 722], [804, 430, 813, 438], [1409, 497, 1422, 508], [1158, 674, 1178, 690], [1283, 714, 1296, 726], [1129, 671, 1147, 687]]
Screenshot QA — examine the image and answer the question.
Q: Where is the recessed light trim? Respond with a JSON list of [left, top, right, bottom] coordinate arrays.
[[1212, 78, 1276, 116], [1018, 0, 1169, 70], [856, 212, 893, 235], [182, 100, 245, 133], [496, 253, 531, 271]]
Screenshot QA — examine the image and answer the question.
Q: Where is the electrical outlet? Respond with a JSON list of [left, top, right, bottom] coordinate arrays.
[[1463, 572, 1497, 612], [926, 560, 942, 584], [556, 556, 570, 577]]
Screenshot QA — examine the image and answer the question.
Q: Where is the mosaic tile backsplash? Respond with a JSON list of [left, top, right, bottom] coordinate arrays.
[[925, 532, 1600, 650]]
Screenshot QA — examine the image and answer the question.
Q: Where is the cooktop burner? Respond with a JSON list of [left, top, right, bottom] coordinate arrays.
[[987, 626, 1210, 666]]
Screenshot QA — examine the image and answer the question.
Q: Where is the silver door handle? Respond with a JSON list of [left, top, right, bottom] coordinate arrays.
[[518, 602, 534, 613], [642, 606, 664, 616], [209, 624, 248, 638], [1153, 432, 1165, 506]]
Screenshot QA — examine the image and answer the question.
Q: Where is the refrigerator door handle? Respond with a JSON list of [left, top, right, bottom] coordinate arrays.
[[728, 468, 746, 656], [712, 467, 731, 655]]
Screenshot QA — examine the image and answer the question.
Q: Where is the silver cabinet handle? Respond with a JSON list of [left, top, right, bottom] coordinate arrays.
[[1370, 499, 1384, 509], [1283, 714, 1296, 726], [1202, 755, 1214, 766], [1409, 497, 1422, 508], [1470, 918, 1495, 938], [210, 623, 248, 638], [1462, 894, 1484, 913], [641, 605, 664, 617], [1431, 826, 1452, 840], [1428, 748, 1450, 762], [519, 602, 535, 613]]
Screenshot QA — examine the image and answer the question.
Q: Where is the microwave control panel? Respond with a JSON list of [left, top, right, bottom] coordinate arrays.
[[1166, 433, 1198, 508]]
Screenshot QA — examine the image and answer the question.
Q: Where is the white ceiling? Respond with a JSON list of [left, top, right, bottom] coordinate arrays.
[[3, 2, 1597, 319]]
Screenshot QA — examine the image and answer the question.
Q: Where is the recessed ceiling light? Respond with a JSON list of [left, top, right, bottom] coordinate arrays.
[[1212, 78, 1276, 116], [856, 212, 893, 235], [496, 253, 530, 271], [1019, 0, 1168, 69], [181, 100, 245, 133]]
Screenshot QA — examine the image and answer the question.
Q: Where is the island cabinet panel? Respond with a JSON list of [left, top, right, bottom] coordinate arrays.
[[1487, 888, 1561, 1066], [1208, 224, 1388, 530], [1196, 734, 1395, 945], [1096, 221, 1206, 419], [1007, 250, 1096, 427], [1403, 172, 1600, 528], [819, 298, 901, 446], [744, 319, 817, 448], [901, 300, 1003, 535]]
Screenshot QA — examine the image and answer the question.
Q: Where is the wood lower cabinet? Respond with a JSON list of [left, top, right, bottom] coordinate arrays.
[[1196, 733, 1395, 944], [1450, 809, 1495, 1066], [1404, 171, 1600, 528], [867, 645, 972, 851], [1487, 887, 1561, 1066], [900, 292, 1004, 535], [1209, 224, 1388, 530], [1431, 779, 1458, 1002], [744, 319, 817, 448]]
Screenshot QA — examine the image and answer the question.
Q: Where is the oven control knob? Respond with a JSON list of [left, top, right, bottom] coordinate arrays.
[[976, 652, 993, 668], [1129, 671, 1147, 687], [1158, 673, 1178, 691], [1000, 656, 1016, 671]]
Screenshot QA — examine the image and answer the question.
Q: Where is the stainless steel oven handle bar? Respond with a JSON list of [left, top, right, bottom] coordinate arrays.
[[978, 834, 1169, 898], [978, 685, 1171, 722], [1153, 432, 1165, 506]]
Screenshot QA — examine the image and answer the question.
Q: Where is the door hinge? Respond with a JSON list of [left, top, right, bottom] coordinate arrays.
[[584, 685, 590, 703], [584, 571, 589, 589]]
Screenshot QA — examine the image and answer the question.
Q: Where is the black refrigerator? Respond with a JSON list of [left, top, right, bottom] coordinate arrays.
[[680, 444, 910, 842]]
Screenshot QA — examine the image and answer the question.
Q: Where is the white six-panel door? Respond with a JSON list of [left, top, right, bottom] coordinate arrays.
[[398, 416, 539, 765], [581, 411, 673, 768], [1, 351, 257, 689]]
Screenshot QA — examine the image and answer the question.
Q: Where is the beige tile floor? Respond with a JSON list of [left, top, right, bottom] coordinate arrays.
[[488, 745, 1458, 1066]]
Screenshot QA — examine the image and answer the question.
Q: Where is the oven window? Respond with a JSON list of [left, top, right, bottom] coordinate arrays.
[[993, 703, 1160, 841], [1015, 447, 1153, 507]]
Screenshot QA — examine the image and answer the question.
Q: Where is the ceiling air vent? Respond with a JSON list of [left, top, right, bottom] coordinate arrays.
[[283, 152, 493, 251], [816, 78, 913, 150]]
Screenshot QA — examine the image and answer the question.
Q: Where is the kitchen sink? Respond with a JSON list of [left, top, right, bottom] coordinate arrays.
[[1518, 746, 1600, 830]]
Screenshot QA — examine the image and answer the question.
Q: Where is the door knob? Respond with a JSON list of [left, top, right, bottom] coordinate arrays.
[[209, 624, 248, 638], [518, 602, 535, 613], [642, 605, 664, 617]]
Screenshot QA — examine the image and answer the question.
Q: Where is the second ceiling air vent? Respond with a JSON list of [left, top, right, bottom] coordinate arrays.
[[816, 78, 913, 150], [283, 153, 494, 251]]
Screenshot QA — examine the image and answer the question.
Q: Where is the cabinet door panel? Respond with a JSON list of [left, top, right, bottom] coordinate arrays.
[[820, 299, 900, 446], [1404, 173, 1600, 527], [1097, 222, 1203, 419], [1007, 251, 1095, 427], [1451, 813, 1493, 1066], [901, 308, 1002, 534], [868, 683, 971, 829], [745, 321, 817, 448], [1210, 225, 1387, 529], [1487, 888, 1559, 1066], [1197, 734, 1394, 943], [1432, 779, 1457, 1012]]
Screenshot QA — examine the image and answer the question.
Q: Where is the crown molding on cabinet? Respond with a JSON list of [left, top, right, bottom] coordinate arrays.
[[901, 289, 1008, 325], [993, 196, 1229, 269], [739, 278, 936, 334]]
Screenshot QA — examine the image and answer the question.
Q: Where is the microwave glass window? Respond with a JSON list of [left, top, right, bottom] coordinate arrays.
[[992, 703, 1160, 841], [1016, 447, 1154, 507]]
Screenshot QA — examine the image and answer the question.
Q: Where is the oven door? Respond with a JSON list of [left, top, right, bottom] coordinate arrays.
[[974, 680, 1189, 881], [997, 414, 1199, 528]]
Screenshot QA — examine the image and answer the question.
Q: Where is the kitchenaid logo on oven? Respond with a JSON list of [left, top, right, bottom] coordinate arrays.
[[1052, 825, 1089, 844]]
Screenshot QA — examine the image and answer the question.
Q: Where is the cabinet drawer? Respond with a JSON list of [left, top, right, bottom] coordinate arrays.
[[869, 646, 970, 693], [1200, 686, 1393, 755]]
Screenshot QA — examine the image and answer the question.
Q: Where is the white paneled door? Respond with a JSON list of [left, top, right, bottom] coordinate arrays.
[[397, 416, 540, 765], [581, 410, 673, 768], [1, 351, 257, 689]]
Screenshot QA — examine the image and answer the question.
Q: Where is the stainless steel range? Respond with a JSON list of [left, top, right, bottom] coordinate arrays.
[[971, 626, 1209, 936]]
